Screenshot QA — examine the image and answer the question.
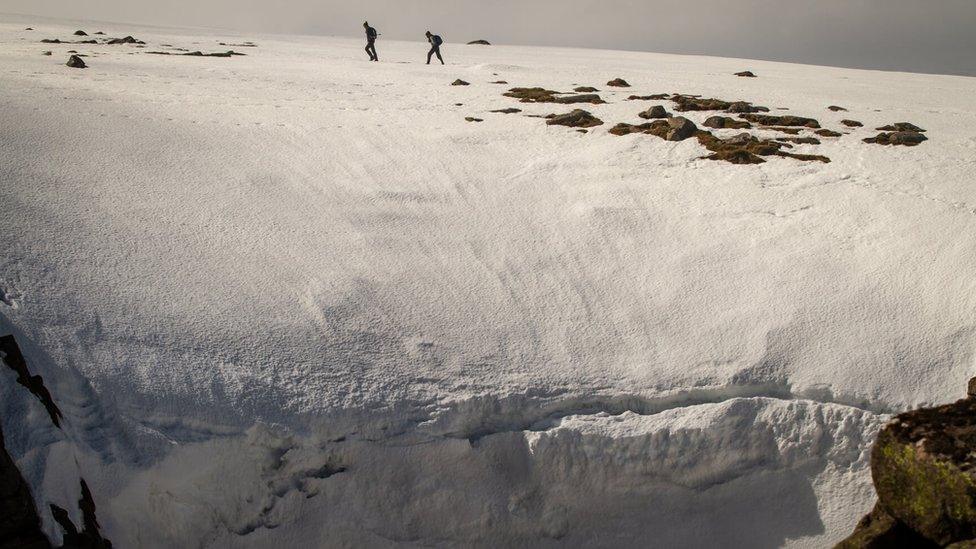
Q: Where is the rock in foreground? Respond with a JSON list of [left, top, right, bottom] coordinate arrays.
[[66, 55, 87, 69]]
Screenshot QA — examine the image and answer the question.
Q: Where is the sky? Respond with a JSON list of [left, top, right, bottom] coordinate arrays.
[[4, 0, 976, 76]]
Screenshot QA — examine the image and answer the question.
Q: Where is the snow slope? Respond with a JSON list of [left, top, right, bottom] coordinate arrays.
[[2, 13, 976, 547]]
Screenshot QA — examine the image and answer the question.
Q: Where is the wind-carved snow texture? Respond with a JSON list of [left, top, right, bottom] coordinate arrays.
[[2, 13, 976, 549]]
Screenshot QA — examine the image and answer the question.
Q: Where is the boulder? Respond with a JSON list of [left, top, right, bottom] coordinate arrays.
[[546, 109, 603, 128], [606, 78, 630, 87], [451, 79, 470, 86], [73, 30, 87, 36], [573, 86, 599, 93], [665, 117, 698, 141], [816, 129, 843, 137], [703, 116, 751, 129], [835, 504, 938, 549], [467, 40, 491, 45], [107, 36, 145, 45], [864, 131, 928, 146], [503, 87, 561, 103], [638, 105, 670, 119], [741, 114, 821, 128], [66, 55, 87, 69], [842, 119, 863, 127], [734, 71, 756, 77]]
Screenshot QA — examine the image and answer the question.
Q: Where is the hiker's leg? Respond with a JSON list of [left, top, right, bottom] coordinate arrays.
[[435, 47, 444, 64], [427, 47, 434, 64], [371, 44, 378, 61], [365, 44, 373, 60]]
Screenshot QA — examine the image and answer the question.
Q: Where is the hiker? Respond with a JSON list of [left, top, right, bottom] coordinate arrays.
[[364, 21, 378, 61], [425, 31, 444, 65]]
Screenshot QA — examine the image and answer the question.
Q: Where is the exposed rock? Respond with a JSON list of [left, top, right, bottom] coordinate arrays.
[[107, 36, 146, 45], [816, 129, 843, 137], [606, 78, 630, 87], [73, 30, 87, 36], [777, 136, 821, 145], [726, 101, 769, 114], [703, 149, 766, 164], [451, 79, 470, 86], [50, 479, 112, 549], [219, 41, 257, 47], [182, 51, 246, 58], [41, 39, 61, 44], [764, 127, 802, 135], [828, 105, 848, 112], [545, 109, 603, 128], [467, 40, 491, 45], [25, 27, 33, 31], [741, 114, 821, 128], [702, 116, 751, 129], [778, 151, 831, 163], [491, 80, 508, 84], [869, 394, 976, 545], [672, 96, 731, 112], [94, 31, 105, 35], [0, 423, 51, 549], [638, 105, 670, 119], [835, 504, 937, 549], [553, 94, 605, 105], [665, 117, 698, 141], [573, 86, 599, 93], [863, 131, 928, 146], [877, 122, 926, 133], [0, 335, 63, 427], [42, 51, 52, 56], [464, 117, 483, 122], [65, 55, 87, 69], [608, 121, 668, 137], [734, 71, 756, 77], [503, 87, 562, 103], [842, 119, 864, 127], [490, 108, 521, 114], [627, 94, 670, 101]]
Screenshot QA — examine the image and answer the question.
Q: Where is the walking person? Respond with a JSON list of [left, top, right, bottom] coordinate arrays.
[[364, 21, 378, 61], [425, 31, 444, 65]]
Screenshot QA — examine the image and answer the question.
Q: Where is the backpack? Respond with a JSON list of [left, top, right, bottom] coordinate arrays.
[[432, 35, 443, 47]]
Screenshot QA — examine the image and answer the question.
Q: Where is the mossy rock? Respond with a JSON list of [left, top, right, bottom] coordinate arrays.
[[872, 398, 976, 545], [834, 503, 937, 548]]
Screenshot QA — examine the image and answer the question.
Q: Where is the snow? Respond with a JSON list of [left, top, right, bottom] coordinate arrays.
[[2, 13, 976, 547]]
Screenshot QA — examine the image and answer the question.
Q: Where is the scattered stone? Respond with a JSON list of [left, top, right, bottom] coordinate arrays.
[[42, 51, 52, 56], [828, 105, 848, 112], [841, 119, 863, 127], [107, 35, 146, 45], [503, 87, 562, 103], [606, 78, 630, 87], [74, 30, 87, 36], [734, 71, 757, 77], [451, 79, 470, 86], [24, 27, 33, 31], [95, 31, 105, 35], [40, 38, 61, 44], [490, 108, 522, 114], [673, 96, 731, 112], [66, 55, 87, 69], [467, 40, 491, 45], [703, 116, 752, 129], [639, 105, 670, 119], [608, 121, 668, 137], [491, 80, 508, 84], [554, 94, 605, 105], [665, 117, 698, 141], [863, 131, 928, 146], [574, 86, 599, 93], [627, 94, 670, 101], [546, 109, 604, 128], [815, 129, 843, 137], [726, 101, 770, 114], [465, 117, 483, 122], [877, 122, 926, 133], [741, 114, 821, 128]]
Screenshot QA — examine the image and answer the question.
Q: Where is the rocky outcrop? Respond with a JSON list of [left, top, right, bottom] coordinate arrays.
[[554, 94, 605, 105], [606, 78, 630, 87], [73, 30, 87, 36], [0, 424, 50, 549], [842, 119, 863, 127], [1, 335, 63, 427], [627, 94, 670, 101], [638, 105, 669, 119], [837, 381, 976, 547], [734, 71, 756, 77], [740, 114, 821, 128], [877, 122, 926, 133], [573, 86, 598, 93], [546, 110, 603, 128], [608, 117, 696, 141], [816, 129, 843, 137], [863, 131, 928, 146], [702, 116, 751, 129], [106, 36, 145, 45], [503, 87, 562, 103]]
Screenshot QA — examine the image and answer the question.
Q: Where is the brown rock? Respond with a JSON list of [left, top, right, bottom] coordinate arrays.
[[451, 79, 470, 86], [703, 116, 752, 129], [546, 109, 603, 128], [554, 94, 605, 105], [816, 129, 843, 137], [639, 105, 669, 119], [573, 86, 599, 93], [863, 131, 927, 146], [606, 78, 630, 87], [828, 105, 848, 112], [665, 117, 698, 141], [841, 120, 863, 127], [464, 117, 483, 122], [66, 55, 87, 69], [627, 94, 670, 101], [741, 114, 821, 128], [490, 108, 521, 114], [877, 122, 926, 133], [734, 71, 756, 77], [503, 87, 562, 103]]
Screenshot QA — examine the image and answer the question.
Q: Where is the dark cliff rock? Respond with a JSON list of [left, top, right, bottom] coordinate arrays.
[[0, 424, 51, 549], [1, 335, 63, 427]]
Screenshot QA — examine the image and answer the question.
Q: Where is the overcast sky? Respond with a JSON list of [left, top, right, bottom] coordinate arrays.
[[5, 0, 976, 76]]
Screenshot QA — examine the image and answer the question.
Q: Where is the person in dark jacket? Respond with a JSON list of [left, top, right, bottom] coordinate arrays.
[[425, 31, 444, 65], [364, 21, 378, 61]]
